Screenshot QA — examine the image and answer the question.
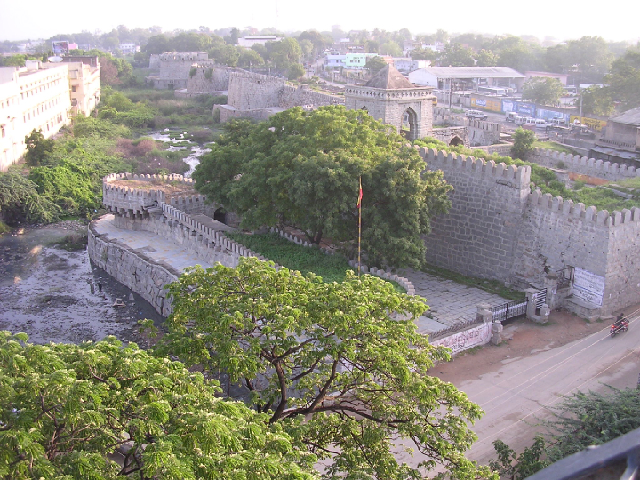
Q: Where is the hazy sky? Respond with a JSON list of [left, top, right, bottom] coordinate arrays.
[[1, 0, 638, 44]]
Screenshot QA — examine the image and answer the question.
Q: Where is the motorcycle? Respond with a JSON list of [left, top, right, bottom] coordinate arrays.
[[610, 320, 629, 337]]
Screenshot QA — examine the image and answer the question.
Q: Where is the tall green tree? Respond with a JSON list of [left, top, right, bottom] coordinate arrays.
[[0, 332, 317, 480], [603, 47, 640, 111], [192, 106, 451, 269], [522, 76, 565, 106], [24, 129, 54, 166], [365, 55, 388, 75], [511, 127, 536, 160], [440, 43, 475, 67], [150, 258, 497, 480]]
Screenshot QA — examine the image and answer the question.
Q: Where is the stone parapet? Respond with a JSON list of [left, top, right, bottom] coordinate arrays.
[[528, 148, 640, 181]]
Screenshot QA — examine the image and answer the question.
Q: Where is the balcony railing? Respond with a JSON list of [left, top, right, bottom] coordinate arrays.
[[526, 426, 640, 480]]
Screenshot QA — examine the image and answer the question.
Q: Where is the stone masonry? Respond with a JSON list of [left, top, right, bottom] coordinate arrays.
[[420, 147, 640, 317]]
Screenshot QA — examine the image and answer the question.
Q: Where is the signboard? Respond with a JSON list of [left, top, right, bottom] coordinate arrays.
[[572, 267, 605, 307], [52, 41, 69, 55], [431, 323, 492, 355], [516, 102, 536, 116], [471, 95, 502, 112], [570, 116, 607, 132], [502, 99, 516, 112]]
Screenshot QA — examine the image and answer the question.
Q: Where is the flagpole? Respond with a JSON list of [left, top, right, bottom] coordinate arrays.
[[358, 176, 362, 277]]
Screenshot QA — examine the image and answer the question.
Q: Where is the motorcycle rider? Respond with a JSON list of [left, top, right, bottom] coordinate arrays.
[[612, 313, 629, 333]]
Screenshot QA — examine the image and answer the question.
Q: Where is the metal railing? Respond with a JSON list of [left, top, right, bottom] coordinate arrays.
[[526, 426, 640, 480]]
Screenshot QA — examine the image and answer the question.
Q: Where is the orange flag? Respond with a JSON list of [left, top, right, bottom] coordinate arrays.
[[357, 180, 363, 209]]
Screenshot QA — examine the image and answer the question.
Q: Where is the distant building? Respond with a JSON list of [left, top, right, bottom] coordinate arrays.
[[0, 61, 71, 171], [524, 71, 568, 85], [593, 106, 640, 164], [237, 36, 282, 48], [119, 44, 140, 55], [393, 58, 430, 74], [60, 56, 101, 116], [409, 66, 526, 92], [146, 52, 211, 90], [324, 52, 379, 70]]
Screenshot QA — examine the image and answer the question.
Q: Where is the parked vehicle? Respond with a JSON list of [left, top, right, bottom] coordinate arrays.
[[535, 119, 548, 130], [550, 118, 567, 127], [505, 112, 517, 123], [514, 115, 529, 125], [466, 109, 488, 120]]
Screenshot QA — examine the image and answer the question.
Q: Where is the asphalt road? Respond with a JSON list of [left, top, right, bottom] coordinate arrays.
[[462, 311, 640, 466]]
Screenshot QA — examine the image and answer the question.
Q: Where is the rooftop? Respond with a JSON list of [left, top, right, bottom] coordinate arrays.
[[610, 106, 640, 126], [414, 66, 525, 78], [365, 64, 415, 89]]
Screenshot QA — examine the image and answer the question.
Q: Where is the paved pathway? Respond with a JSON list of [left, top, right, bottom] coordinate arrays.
[[95, 215, 509, 332], [400, 268, 509, 334]]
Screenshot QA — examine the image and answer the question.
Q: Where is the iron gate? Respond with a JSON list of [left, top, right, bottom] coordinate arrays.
[[492, 298, 528, 323]]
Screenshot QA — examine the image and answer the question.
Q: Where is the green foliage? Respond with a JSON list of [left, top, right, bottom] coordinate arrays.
[[152, 257, 496, 480], [72, 115, 131, 139], [189, 66, 197, 77], [492, 387, 640, 478], [511, 127, 537, 160], [490, 437, 549, 480], [193, 106, 452, 269], [0, 332, 318, 480], [287, 62, 305, 80], [0, 172, 60, 225], [365, 55, 388, 75], [522, 77, 565, 106], [24, 129, 55, 166], [204, 67, 213, 79], [226, 231, 355, 283], [28, 160, 100, 218]]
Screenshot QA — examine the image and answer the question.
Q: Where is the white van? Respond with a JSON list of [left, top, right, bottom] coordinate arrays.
[[524, 117, 536, 126], [550, 118, 566, 127], [535, 119, 548, 129], [515, 115, 528, 125], [505, 112, 517, 123]]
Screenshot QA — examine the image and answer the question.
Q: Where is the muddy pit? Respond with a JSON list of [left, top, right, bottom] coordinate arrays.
[[0, 220, 163, 346]]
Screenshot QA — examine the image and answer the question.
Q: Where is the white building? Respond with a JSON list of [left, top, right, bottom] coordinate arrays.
[[409, 66, 525, 92], [119, 44, 140, 55], [393, 58, 430, 74], [0, 58, 100, 171], [237, 36, 282, 48]]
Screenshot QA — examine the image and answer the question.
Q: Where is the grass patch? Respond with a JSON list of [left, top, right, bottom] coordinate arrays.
[[227, 232, 404, 292], [52, 232, 89, 251], [533, 141, 579, 155], [421, 263, 524, 301], [226, 232, 355, 283], [0, 221, 11, 234]]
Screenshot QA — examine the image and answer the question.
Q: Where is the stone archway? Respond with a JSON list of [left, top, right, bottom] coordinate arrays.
[[213, 207, 227, 224], [449, 136, 463, 147], [402, 107, 420, 141]]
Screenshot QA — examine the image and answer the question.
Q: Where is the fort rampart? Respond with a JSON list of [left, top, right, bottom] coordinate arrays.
[[420, 147, 640, 316], [527, 148, 640, 181], [92, 173, 416, 315]]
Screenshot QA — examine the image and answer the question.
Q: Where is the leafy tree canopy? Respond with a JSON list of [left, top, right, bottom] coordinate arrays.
[[24, 129, 55, 167], [364, 55, 388, 75], [522, 76, 565, 106], [0, 332, 317, 480], [0, 172, 59, 225], [148, 257, 496, 480], [192, 106, 452, 269], [491, 386, 640, 478], [511, 127, 537, 160]]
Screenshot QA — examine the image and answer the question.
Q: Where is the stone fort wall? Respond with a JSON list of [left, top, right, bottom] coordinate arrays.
[[421, 148, 531, 283], [420, 147, 640, 315], [185, 65, 232, 95], [527, 148, 640, 181], [279, 84, 342, 109], [228, 71, 285, 110]]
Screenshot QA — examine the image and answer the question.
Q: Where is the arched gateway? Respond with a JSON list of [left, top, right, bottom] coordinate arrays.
[[344, 65, 436, 141]]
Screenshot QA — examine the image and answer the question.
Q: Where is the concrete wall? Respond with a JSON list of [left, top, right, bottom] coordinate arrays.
[[527, 148, 640, 181]]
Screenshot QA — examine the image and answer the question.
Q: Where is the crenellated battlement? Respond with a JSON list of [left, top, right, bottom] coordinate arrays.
[[420, 147, 531, 188], [529, 148, 640, 181], [529, 189, 640, 228]]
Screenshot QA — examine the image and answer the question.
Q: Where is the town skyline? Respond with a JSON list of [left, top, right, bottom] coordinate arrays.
[[1, 0, 639, 44]]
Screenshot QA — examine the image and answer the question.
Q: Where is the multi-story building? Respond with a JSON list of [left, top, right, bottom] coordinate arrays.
[[0, 57, 100, 171], [60, 56, 101, 116], [118, 44, 140, 55]]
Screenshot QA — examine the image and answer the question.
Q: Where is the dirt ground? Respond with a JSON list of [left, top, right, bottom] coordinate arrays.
[[432, 308, 620, 383]]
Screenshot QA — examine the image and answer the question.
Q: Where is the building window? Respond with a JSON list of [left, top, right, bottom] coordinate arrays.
[[71, 86, 77, 92]]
